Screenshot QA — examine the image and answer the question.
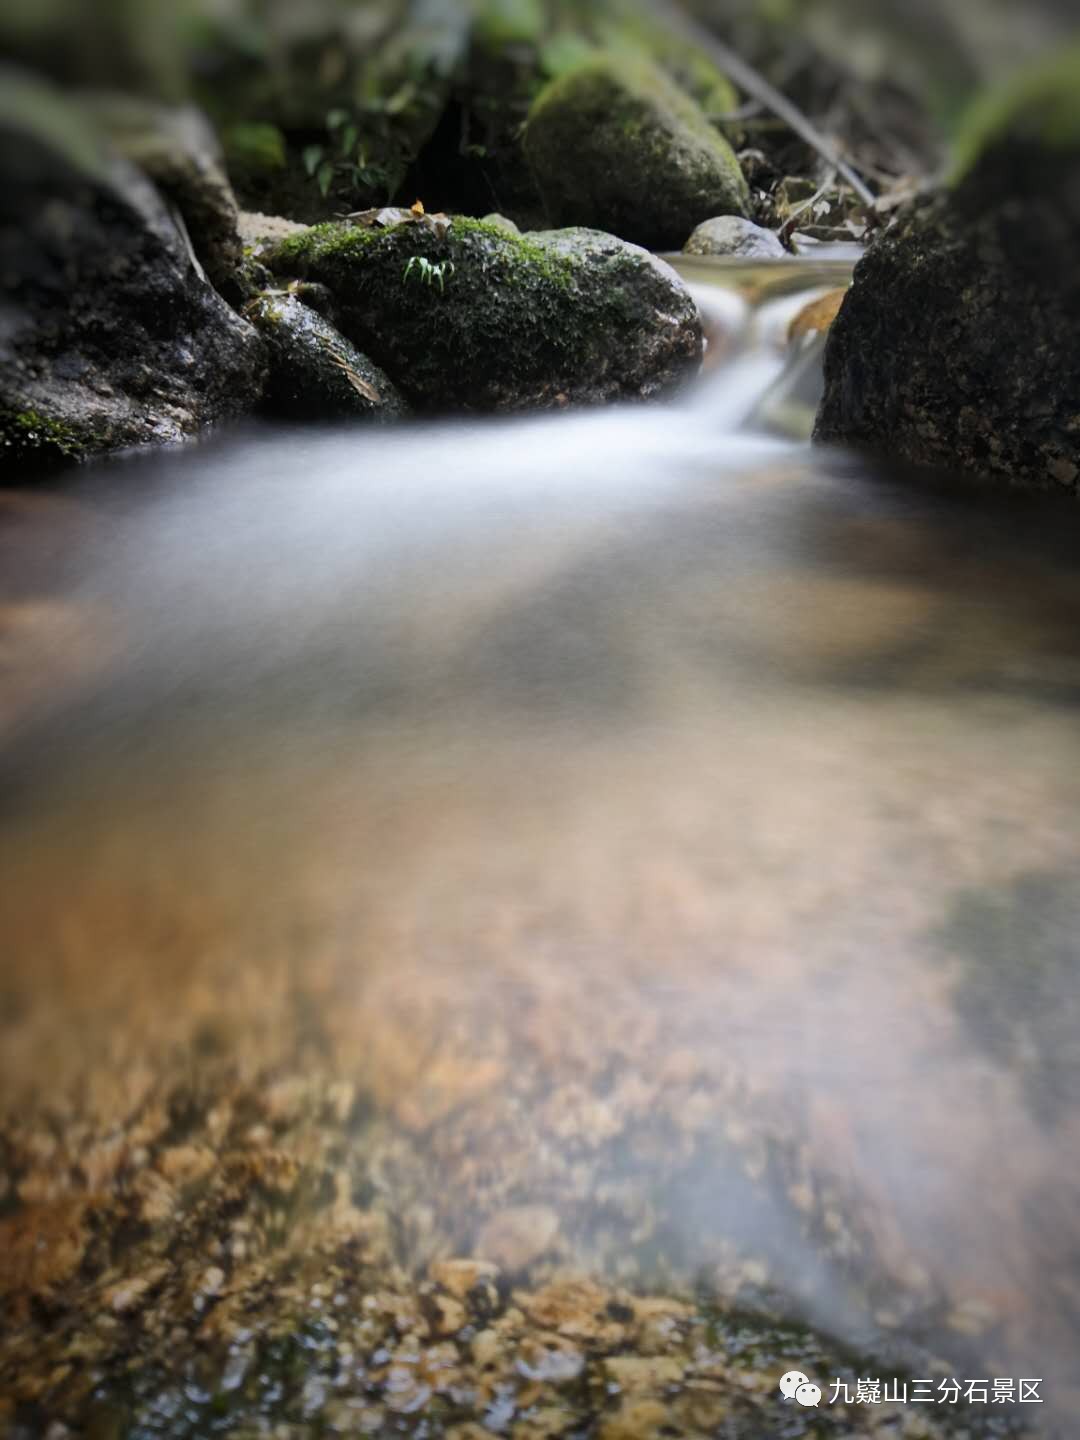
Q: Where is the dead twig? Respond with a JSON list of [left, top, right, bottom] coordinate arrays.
[[778, 166, 838, 245]]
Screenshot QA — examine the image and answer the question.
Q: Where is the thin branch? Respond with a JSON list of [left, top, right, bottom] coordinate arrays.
[[642, 0, 877, 210], [778, 165, 838, 245]]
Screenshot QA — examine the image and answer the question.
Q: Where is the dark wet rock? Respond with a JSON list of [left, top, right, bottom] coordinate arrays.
[[81, 93, 243, 290], [523, 55, 748, 251], [684, 215, 786, 259], [266, 216, 702, 412], [0, 68, 266, 470], [245, 292, 407, 422], [815, 50, 1080, 492]]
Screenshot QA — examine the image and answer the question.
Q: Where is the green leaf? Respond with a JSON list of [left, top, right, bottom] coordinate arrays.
[[339, 123, 359, 157], [384, 82, 417, 117], [302, 144, 325, 177], [326, 107, 351, 131], [316, 160, 335, 197]]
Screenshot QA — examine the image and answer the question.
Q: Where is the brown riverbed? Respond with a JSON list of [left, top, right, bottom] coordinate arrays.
[[2, 392, 1079, 1438]]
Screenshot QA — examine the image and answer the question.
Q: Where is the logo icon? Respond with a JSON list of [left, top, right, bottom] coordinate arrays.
[[779, 1370, 822, 1407], [779, 1370, 809, 1400]]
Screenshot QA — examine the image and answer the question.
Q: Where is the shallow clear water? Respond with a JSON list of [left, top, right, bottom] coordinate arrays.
[[2, 264, 1079, 1435]]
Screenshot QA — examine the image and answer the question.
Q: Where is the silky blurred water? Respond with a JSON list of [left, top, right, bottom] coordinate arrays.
[[2, 263, 1080, 1432]]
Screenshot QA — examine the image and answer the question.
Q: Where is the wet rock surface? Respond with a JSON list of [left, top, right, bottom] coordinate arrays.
[[524, 56, 748, 251], [683, 215, 787, 259], [246, 292, 407, 421], [815, 52, 1080, 492], [82, 93, 244, 291], [0, 69, 266, 467], [265, 216, 703, 412]]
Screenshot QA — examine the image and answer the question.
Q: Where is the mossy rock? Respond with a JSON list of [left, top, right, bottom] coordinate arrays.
[[523, 55, 748, 250], [815, 49, 1080, 492], [0, 65, 266, 472], [950, 41, 1080, 186], [266, 216, 702, 412], [445, 1, 741, 232], [246, 292, 407, 422], [1, 408, 88, 469], [586, 11, 739, 123]]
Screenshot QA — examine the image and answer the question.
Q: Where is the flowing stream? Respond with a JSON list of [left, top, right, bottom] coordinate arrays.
[[2, 258, 1080, 1438]]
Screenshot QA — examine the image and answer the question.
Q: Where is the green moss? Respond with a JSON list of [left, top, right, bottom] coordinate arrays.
[[451, 215, 576, 287], [265, 215, 699, 411], [277, 215, 575, 293], [538, 30, 597, 80], [272, 218, 381, 268], [950, 42, 1080, 184], [524, 53, 748, 249], [273, 216, 577, 326], [1, 408, 85, 464], [591, 13, 739, 119]]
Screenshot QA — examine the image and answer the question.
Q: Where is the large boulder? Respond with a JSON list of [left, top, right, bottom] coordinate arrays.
[[82, 94, 243, 291], [264, 214, 702, 411], [0, 69, 266, 468], [453, 6, 741, 232], [523, 56, 748, 251], [815, 48, 1080, 493], [246, 292, 407, 421]]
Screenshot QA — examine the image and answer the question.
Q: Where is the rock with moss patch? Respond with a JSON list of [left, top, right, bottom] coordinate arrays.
[[265, 216, 702, 412], [0, 67, 266, 470], [815, 46, 1080, 493], [246, 292, 407, 422], [684, 216, 786, 259], [523, 55, 748, 251]]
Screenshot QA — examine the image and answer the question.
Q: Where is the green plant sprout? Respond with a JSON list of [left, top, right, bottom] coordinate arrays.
[[303, 108, 398, 200], [402, 256, 455, 293]]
